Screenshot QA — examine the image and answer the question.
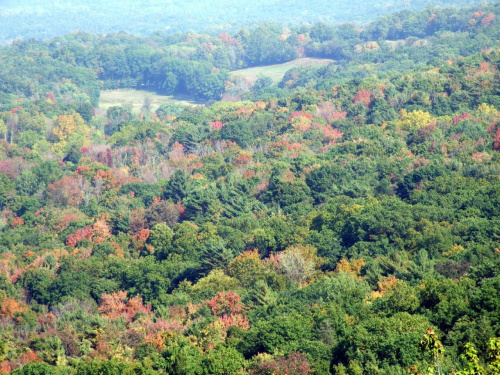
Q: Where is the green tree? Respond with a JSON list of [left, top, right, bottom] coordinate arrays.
[[149, 222, 174, 260], [346, 313, 433, 371], [203, 346, 245, 375], [163, 169, 188, 202]]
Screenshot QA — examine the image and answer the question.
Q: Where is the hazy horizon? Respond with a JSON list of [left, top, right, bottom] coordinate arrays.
[[0, 0, 487, 44]]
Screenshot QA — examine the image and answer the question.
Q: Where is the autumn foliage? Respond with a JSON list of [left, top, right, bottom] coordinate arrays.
[[47, 176, 83, 206], [205, 291, 250, 330], [0, 298, 27, 320], [335, 257, 366, 279], [1, 7, 500, 374], [493, 128, 500, 151], [98, 291, 151, 321], [250, 352, 312, 375], [288, 112, 313, 121], [353, 89, 372, 107], [206, 291, 245, 316], [65, 219, 111, 246]]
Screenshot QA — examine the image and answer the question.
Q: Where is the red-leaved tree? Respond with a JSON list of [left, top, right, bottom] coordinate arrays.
[[206, 291, 244, 316], [353, 89, 372, 107], [98, 291, 151, 321], [494, 128, 500, 151]]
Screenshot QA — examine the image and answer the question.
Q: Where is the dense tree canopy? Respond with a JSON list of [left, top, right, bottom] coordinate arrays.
[[0, 2, 499, 374]]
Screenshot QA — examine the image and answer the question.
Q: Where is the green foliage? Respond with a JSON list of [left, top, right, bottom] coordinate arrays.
[[149, 222, 174, 260], [203, 346, 245, 375], [1, 4, 500, 374], [346, 313, 433, 370], [239, 314, 315, 357], [75, 359, 156, 375], [159, 334, 204, 375], [163, 170, 188, 202], [11, 363, 57, 375], [454, 338, 500, 375]]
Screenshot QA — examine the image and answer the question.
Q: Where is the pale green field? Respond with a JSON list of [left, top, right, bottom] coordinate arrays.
[[230, 57, 335, 84], [98, 89, 205, 114]]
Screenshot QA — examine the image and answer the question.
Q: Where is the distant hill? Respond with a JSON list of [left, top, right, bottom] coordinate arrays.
[[0, 0, 490, 44]]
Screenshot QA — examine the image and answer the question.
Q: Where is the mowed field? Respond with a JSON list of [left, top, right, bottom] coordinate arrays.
[[98, 89, 205, 114], [230, 57, 335, 84]]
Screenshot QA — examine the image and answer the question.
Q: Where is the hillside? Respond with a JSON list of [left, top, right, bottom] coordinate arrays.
[[0, 2, 499, 375]]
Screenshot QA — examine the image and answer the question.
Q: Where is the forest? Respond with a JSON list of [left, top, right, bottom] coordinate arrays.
[[0, 1, 500, 374]]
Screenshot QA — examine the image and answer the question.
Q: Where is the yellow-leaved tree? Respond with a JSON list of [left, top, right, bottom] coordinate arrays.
[[52, 113, 90, 154], [476, 103, 499, 122], [335, 257, 365, 280], [398, 109, 436, 131], [53, 113, 84, 142]]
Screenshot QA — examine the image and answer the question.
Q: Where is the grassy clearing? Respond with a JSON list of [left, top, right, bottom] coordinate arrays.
[[230, 57, 335, 84], [98, 89, 205, 114]]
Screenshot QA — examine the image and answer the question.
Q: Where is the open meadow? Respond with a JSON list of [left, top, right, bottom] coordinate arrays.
[[98, 89, 205, 114], [230, 57, 335, 84]]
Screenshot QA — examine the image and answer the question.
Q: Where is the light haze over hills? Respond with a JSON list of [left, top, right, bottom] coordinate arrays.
[[0, 0, 487, 43]]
